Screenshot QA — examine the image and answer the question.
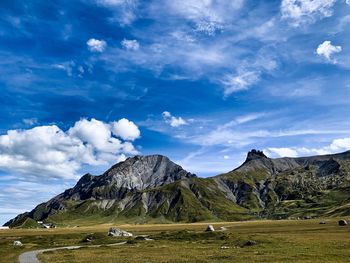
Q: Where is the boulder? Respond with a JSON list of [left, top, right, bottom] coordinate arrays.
[[13, 241, 23, 247], [244, 240, 257, 247], [108, 227, 133, 237], [339, 219, 348, 226], [205, 225, 215, 232], [220, 226, 228, 231], [319, 221, 326, 225]]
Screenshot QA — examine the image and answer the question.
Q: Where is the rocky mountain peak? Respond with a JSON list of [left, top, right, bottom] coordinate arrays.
[[61, 154, 196, 202], [102, 154, 195, 190], [245, 149, 268, 162]]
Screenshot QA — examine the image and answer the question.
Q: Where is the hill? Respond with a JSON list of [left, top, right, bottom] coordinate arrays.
[[5, 150, 350, 227]]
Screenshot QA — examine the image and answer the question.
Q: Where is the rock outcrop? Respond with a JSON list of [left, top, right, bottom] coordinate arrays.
[[108, 227, 133, 237]]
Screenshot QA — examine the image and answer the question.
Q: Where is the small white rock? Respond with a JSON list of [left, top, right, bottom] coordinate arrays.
[[13, 241, 23, 247], [205, 225, 215, 232]]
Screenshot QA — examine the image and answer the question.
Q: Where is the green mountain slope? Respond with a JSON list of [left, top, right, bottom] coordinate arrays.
[[5, 150, 350, 227]]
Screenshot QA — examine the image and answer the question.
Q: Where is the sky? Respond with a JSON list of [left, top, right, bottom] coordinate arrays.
[[0, 0, 350, 225]]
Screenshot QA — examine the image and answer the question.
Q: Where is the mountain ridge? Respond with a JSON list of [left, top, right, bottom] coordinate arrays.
[[5, 150, 350, 227]]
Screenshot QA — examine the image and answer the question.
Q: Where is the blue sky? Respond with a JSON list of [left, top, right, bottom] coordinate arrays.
[[1, 0, 350, 225]]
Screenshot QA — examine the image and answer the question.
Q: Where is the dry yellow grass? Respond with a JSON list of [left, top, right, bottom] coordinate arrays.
[[1, 219, 350, 263]]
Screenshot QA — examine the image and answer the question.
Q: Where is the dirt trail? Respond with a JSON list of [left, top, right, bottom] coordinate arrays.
[[18, 241, 126, 263]]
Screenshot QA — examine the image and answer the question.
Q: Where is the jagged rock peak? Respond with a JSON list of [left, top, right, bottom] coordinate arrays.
[[99, 154, 196, 190], [245, 149, 267, 162]]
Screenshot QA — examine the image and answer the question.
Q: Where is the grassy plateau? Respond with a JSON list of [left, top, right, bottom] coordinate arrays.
[[1, 219, 350, 263]]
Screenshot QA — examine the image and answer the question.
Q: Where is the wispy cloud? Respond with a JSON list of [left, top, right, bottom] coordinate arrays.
[[280, 0, 338, 27]]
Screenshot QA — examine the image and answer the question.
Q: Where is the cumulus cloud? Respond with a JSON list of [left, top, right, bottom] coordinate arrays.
[[266, 147, 299, 157], [162, 111, 188, 127], [121, 39, 140, 51], [0, 118, 140, 180], [267, 137, 350, 158], [316, 40, 342, 62], [86, 38, 107, 52], [112, 118, 140, 140], [281, 0, 337, 26]]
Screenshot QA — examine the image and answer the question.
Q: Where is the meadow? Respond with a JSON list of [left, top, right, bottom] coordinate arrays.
[[1, 219, 350, 263]]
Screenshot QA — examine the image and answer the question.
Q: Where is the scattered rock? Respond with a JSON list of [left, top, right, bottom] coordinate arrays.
[[13, 241, 23, 247], [205, 225, 215, 232], [135, 236, 147, 240], [243, 240, 257, 247], [82, 235, 94, 242], [219, 226, 227, 231], [135, 235, 154, 241], [319, 221, 326, 225], [304, 216, 312, 220], [339, 219, 348, 226], [108, 227, 133, 237], [220, 246, 230, 249]]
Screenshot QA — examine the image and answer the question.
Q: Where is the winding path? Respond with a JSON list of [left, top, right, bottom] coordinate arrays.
[[18, 241, 127, 263]]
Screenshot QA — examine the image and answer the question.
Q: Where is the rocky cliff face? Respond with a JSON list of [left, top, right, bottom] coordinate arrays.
[[5, 150, 350, 227], [63, 155, 195, 201]]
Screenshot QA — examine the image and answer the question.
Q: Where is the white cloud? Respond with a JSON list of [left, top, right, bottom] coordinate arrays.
[[97, 0, 128, 5], [221, 71, 260, 95], [52, 61, 75, 76], [266, 137, 350, 158], [165, 0, 244, 35], [234, 113, 264, 125], [316, 40, 342, 62], [86, 38, 107, 52], [267, 147, 299, 157], [281, 0, 337, 26], [22, 118, 38, 126], [52, 61, 89, 77], [112, 118, 140, 141], [95, 0, 138, 25], [0, 118, 140, 180], [162, 111, 188, 127], [121, 39, 140, 51], [220, 48, 278, 96]]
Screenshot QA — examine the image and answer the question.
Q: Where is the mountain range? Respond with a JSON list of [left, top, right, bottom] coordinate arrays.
[[5, 150, 350, 227]]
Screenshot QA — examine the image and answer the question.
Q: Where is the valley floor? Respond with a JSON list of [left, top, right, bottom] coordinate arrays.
[[1, 219, 350, 263]]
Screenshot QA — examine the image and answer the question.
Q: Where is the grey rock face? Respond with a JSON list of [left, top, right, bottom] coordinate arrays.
[[6, 155, 195, 225], [64, 155, 195, 201]]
